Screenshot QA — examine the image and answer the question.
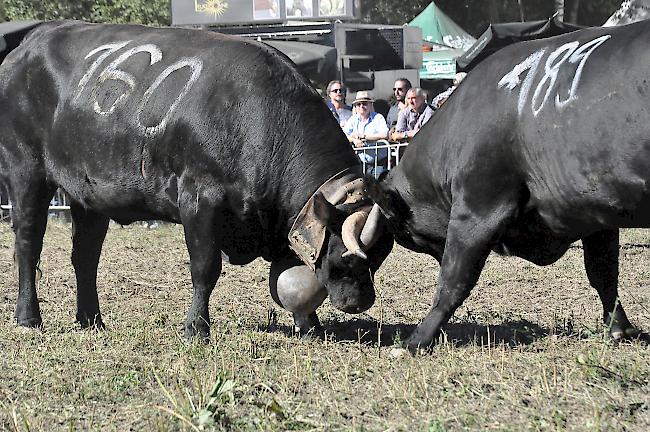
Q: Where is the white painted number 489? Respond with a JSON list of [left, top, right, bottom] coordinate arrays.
[[498, 35, 610, 117]]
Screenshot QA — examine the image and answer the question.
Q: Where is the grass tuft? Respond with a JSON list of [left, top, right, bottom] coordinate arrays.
[[155, 369, 236, 430]]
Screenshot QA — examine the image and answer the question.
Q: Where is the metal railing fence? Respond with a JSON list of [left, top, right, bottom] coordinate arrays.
[[353, 140, 408, 178], [0, 189, 70, 221]]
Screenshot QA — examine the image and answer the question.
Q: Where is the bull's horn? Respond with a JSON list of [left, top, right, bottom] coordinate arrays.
[[328, 178, 365, 205], [341, 210, 369, 259], [359, 203, 385, 250]]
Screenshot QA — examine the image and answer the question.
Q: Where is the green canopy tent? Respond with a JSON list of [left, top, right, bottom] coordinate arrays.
[[409, 2, 475, 79]]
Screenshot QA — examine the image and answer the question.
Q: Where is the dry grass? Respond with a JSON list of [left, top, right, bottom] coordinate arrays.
[[0, 221, 648, 431]]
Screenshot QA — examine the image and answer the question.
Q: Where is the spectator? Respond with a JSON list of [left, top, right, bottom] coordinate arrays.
[[324, 80, 353, 127], [431, 72, 467, 110], [386, 78, 412, 129], [343, 91, 389, 175], [391, 87, 434, 141], [421, 89, 433, 107]]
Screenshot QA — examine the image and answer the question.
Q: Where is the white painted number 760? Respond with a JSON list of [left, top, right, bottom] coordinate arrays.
[[73, 40, 203, 137]]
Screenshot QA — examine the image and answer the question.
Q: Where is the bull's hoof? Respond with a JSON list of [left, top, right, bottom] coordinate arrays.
[[183, 323, 211, 343], [403, 333, 435, 355], [292, 312, 324, 340], [295, 326, 325, 341], [76, 313, 105, 330], [403, 342, 430, 356], [16, 317, 42, 328], [610, 326, 650, 344]]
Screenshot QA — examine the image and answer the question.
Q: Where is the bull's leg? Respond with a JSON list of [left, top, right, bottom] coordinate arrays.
[[70, 202, 110, 328], [12, 180, 55, 327], [180, 201, 221, 341], [405, 201, 516, 353], [291, 311, 324, 338], [583, 229, 643, 340]]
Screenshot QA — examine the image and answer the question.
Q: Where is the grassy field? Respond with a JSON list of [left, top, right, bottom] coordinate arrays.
[[0, 221, 648, 431]]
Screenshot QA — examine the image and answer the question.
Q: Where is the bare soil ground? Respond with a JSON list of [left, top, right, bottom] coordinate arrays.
[[0, 221, 648, 431]]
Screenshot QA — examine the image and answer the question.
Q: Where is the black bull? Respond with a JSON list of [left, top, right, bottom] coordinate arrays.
[[0, 21, 393, 337], [371, 22, 650, 352]]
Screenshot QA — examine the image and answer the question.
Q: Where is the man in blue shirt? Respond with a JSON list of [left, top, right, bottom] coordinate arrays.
[[324, 80, 352, 127]]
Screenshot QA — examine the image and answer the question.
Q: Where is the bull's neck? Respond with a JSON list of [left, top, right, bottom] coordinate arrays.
[[394, 114, 455, 208], [283, 130, 359, 208], [266, 146, 359, 259], [284, 160, 360, 222]]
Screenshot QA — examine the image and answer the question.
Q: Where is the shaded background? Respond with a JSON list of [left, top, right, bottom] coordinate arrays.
[[0, 1, 624, 31], [360, 0, 622, 34]]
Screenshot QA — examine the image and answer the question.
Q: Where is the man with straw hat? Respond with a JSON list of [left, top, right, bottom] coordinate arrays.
[[343, 90, 389, 175]]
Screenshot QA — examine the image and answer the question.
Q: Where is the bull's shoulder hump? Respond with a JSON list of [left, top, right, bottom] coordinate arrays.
[[484, 21, 650, 72], [4, 20, 78, 56], [33, 21, 271, 54], [26, 22, 285, 75]]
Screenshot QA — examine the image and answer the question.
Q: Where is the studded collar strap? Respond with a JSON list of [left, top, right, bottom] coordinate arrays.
[[288, 167, 364, 270]]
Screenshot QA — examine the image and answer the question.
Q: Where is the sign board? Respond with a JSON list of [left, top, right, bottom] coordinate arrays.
[[172, 0, 357, 26], [422, 59, 455, 78], [419, 47, 462, 80]]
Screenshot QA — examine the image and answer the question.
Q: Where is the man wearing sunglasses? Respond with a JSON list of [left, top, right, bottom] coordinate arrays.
[[386, 78, 412, 129], [325, 80, 353, 127], [343, 91, 389, 176]]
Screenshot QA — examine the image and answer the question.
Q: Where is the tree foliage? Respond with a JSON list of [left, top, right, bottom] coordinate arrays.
[[0, 0, 625, 32], [91, 0, 171, 25], [2, 0, 96, 21], [360, 0, 623, 35], [0, 1, 7, 21], [1, 0, 170, 26]]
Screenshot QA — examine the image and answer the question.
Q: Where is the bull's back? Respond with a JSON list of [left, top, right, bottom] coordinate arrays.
[[442, 22, 650, 229], [0, 21, 338, 224]]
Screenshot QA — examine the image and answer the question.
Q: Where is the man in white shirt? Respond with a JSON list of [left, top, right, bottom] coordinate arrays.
[[343, 91, 389, 175]]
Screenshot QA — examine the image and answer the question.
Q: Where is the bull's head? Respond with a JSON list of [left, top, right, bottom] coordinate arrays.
[[301, 184, 393, 314]]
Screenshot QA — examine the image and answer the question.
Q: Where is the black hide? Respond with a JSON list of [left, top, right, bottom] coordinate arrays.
[[0, 21, 393, 338], [372, 21, 650, 351]]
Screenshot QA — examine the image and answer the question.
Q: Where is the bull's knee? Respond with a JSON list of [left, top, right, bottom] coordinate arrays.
[[269, 259, 327, 316]]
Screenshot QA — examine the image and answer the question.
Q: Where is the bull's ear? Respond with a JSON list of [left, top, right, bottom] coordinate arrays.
[[313, 191, 335, 225], [366, 175, 388, 208], [366, 175, 408, 222]]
